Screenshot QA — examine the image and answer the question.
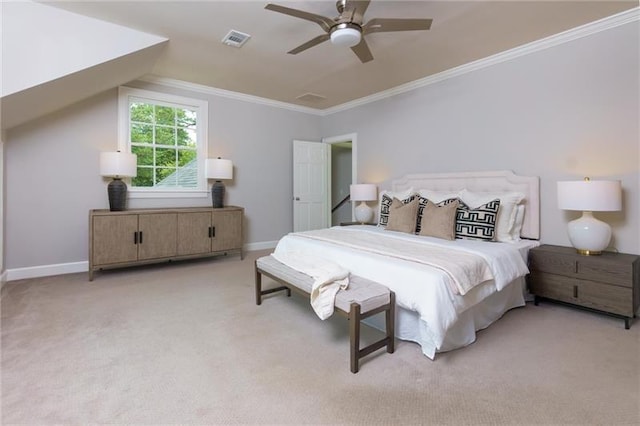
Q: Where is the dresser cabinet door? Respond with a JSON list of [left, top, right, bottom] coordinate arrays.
[[92, 215, 139, 265], [177, 212, 212, 256], [138, 213, 178, 260], [211, 210, 242, 252]]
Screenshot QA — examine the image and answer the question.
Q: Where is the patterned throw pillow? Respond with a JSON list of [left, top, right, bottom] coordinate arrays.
[[379, 193, 416, 227], [416, 196, 461, 234], [455, 199, 501, 241]]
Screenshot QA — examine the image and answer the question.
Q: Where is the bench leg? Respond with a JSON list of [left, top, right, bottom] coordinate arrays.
[[255, 262, 292, 306], [255, 262, 262, 305], [386, 292, 395, 354], [349, 302, 361, 374]]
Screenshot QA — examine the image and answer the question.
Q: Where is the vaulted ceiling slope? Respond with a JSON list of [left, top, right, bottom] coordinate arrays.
[[2, 1, 637, 130], [1, 1, 168, 129]]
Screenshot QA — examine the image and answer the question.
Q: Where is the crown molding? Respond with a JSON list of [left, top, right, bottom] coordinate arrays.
[[138, 75, 324, 115], [140, 7, 638, 117], [323, 6, 640, 115]]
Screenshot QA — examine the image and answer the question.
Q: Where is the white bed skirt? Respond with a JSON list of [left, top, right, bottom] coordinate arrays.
[[365, 277, 526, 359]]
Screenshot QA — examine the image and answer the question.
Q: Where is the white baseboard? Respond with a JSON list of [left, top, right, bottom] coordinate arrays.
[[7, 261, 89, 282], [5, 241, 279, 282], [244, 240, 278, 252]]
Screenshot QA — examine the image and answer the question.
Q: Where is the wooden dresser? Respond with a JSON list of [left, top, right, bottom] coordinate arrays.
[[89, 206, 243, 280], [528, 244, 639, 329]]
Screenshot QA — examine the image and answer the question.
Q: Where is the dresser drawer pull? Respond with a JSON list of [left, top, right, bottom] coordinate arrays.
[[573, 285, 578, 298]]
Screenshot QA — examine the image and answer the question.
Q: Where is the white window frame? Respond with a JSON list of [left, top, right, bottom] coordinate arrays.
[[118, 86, 209, 198]]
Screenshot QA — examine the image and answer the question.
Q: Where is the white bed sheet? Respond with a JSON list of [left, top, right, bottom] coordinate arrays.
[[273, 225, 540, 358]]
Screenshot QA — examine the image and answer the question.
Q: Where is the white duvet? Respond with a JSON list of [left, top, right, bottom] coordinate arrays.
[[273, 225, 534, 356]]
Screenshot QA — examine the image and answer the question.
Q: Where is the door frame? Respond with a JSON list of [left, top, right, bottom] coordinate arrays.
[[322, 132, 357, 222]]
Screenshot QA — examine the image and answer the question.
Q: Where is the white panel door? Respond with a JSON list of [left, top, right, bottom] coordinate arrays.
[[293, 140, 329, 232]]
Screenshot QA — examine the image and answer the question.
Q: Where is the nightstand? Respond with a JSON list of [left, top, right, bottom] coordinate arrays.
[[528, 245, 639, 329]]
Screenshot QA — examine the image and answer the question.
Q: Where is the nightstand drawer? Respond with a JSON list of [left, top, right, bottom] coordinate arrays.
[[529, 253, 576, 276], [529, 272, 633, 317]]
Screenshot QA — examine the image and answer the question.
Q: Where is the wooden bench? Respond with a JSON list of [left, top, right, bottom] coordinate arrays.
[[255, 255, 395, 373]]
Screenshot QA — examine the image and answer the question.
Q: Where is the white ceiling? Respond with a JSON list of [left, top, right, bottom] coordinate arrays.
[[37, 1, 640, 110]]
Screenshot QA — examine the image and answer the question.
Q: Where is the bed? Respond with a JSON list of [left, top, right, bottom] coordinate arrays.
[[273, 170, 540, 359]]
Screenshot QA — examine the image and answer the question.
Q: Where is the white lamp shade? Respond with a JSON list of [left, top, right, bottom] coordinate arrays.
[[100, 151, 137, 177], [330, 27, 362, 47], [557, 180, 621, 211], [350, 184, 377, 202], [206, 158, 233, 180]]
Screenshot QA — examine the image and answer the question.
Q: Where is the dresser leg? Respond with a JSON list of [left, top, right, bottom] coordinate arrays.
[[533, 296, 539, 306], [625, 318, 630, 330]]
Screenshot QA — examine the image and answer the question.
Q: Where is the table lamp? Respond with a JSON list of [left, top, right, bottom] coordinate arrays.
[[206, 158, 233, 208], [350, 184, 377, 224], [557, 177, 621, 255], [100, 151, 137, 211]]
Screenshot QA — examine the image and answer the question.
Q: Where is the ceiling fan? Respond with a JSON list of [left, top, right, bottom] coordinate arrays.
[[265, 0, 433, 63]]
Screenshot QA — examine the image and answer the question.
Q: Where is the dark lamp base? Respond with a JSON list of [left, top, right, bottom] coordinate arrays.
[[107, 178, 128, 211], [212, 181, 225, 208]]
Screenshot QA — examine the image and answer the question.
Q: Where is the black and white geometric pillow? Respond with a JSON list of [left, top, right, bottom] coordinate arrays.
[[378, 193, 416, 227], [416, 196, 462, 234], [455, 199, 501, 241]]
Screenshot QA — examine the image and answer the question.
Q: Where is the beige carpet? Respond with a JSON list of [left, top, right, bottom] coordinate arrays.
[[2, 249, 639, 425]]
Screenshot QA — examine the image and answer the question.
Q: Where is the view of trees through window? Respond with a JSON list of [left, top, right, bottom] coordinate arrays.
[[129, 101, 198, 188]]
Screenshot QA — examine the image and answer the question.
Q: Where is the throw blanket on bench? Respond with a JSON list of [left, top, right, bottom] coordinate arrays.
[[292, 228, 494, 296], [271, 251, 349, 320]]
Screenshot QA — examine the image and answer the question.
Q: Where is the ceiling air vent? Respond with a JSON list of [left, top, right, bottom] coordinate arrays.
[[222, 30, 251, 48], [296, 93, 327, 103]]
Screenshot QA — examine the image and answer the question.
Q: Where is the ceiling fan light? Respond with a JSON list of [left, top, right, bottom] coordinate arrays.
[[330, 27, 361, 47]]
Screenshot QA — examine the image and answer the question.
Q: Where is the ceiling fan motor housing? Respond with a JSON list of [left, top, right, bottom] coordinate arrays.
[[330, 23, 362, 47]]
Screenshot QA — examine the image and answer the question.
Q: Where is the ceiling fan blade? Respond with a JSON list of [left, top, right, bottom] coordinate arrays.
[[287, 34, 330, 55], [351, 38, 373, 63], [343, 0, 371, 23], [363, 18, 433, 34], [265, 3, 334, 33]]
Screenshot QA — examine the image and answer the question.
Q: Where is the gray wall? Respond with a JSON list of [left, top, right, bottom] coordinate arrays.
[[321, 22, 639, 255], [5, 85, 321, 269]]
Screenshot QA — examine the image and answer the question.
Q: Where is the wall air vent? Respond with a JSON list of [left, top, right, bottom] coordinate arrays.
[[296, 93, 327, 103], [222, 30, 251, 48]]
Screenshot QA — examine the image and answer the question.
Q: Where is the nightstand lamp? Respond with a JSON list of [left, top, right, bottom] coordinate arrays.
[[350, 184, 377, 224], [557, 177, 621, 255], [100, 151, 137, 211], [206, 158, 233, 208]]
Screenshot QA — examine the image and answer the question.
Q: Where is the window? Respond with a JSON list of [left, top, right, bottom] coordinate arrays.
[[118, 87, 208, 197]]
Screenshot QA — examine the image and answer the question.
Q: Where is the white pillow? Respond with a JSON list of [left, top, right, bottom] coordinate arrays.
[[510, 204, 526, 241], [417, 189, 461, 203], [458, 189, 525, 242], [377, 188, 415, 226]]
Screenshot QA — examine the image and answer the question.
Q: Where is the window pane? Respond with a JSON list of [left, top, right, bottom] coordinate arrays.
[[156, 126, 175, 146], [130, 103, 154, 123], [177, 165, 198, 188], [177, 109, 197, 128], [178, 149, 197, 167], [156, 147, 176, 168], [133, 167, 154, 187], [177, 128, 197, 147], [132, 145, 154, 166], [156, 106, 175, 126], [156, 167, 176, 186], [131, 123, 153, 144]]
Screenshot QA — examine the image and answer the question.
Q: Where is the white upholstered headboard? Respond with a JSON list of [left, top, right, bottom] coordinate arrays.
[[391, 170, 540, 240]]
